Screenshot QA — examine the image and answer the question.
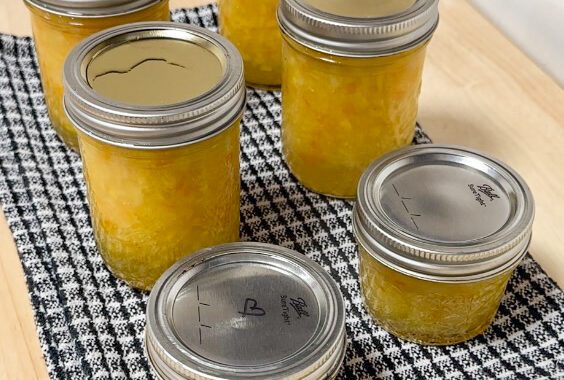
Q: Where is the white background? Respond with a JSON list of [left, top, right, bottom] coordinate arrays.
[[471, 0, 564, 86]]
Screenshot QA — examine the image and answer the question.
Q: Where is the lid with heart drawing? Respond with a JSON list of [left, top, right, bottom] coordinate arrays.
[[145, 242, 346, 380]]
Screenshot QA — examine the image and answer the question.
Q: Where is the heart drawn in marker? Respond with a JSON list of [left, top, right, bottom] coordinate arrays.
[[238, 298, 266, 317]]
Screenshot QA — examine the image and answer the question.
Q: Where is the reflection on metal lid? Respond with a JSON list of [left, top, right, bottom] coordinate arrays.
[[24, 0, 161, 17], [353, 144, 535, 282], [303, 0, 416, 18], [145, 242, 346, 380], [87, 38, 224, 106]]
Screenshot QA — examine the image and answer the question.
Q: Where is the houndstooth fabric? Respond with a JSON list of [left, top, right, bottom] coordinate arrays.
[[0, 5, 563, 380]]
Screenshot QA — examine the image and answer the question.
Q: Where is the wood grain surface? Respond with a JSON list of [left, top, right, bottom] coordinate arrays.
[[0, 0, 563, 378]]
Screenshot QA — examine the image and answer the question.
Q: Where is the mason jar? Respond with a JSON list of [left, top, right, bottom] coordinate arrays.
[[278, 0, 439, 198], [218, 0, 282, 88], [146, 243, 346, 379], [353, 145, 535, 345], [24, 0, 170, 151], [64, 22, 245, 290]]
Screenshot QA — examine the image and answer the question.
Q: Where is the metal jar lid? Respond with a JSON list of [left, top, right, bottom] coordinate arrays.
[[145, 242, 346, 380], [277, 0, 439, 57], [24, 0, 162, 18], [353, 145, 535, 282], [63, 22, 245, 149]]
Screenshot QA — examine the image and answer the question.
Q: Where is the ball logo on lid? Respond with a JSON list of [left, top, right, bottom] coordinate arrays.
[[280, 295, 311, 326], [477, 184, 501, 202], [468, 183, 501, 207], [289, 297, 310, 319]]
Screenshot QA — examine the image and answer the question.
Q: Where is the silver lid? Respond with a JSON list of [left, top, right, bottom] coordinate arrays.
[[145, 243, 346, 380], [24, 0, 161, 17], [353, 145, 535, 282], [63, 22, 245, 149], [277, 0, 439, 57]]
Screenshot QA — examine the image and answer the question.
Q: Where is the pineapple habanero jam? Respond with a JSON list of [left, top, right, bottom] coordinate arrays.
[[218, 0, 282, 88], [64, 23, 245, 290], [278, 0, 439, 198], [24, 0, 170, 151], [353, 145, 534, 345]]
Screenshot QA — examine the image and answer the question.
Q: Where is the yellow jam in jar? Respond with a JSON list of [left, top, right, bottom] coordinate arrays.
[[281, 39, 427, 197], [219, 0, 281, 88], [80, 124, 240, 290], [358, 246, 514, 345], [278, 0, 438, 198], [64, 23, 246, 290], [25, 0, 170, 151], [354, 145, 535, 345]]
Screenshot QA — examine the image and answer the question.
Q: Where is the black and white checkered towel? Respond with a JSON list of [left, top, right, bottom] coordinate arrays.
[[0, 5, 563, 380]]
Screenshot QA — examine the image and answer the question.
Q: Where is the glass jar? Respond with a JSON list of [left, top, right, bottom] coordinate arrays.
[[146, 243, 346, 379], [64, 23, 246, 290], [353, 145, 535, 345], [218, 0, 282, 88], [278, 0, 439, 198], [24, 0, 170, 151]]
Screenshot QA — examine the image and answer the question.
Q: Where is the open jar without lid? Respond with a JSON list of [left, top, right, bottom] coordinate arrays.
[[24, 0, 170, 151], [353, 144, 534, 345], [145, 243, 346, 379], [277, 0, 439, 198], [63, 22, 245, 290]]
